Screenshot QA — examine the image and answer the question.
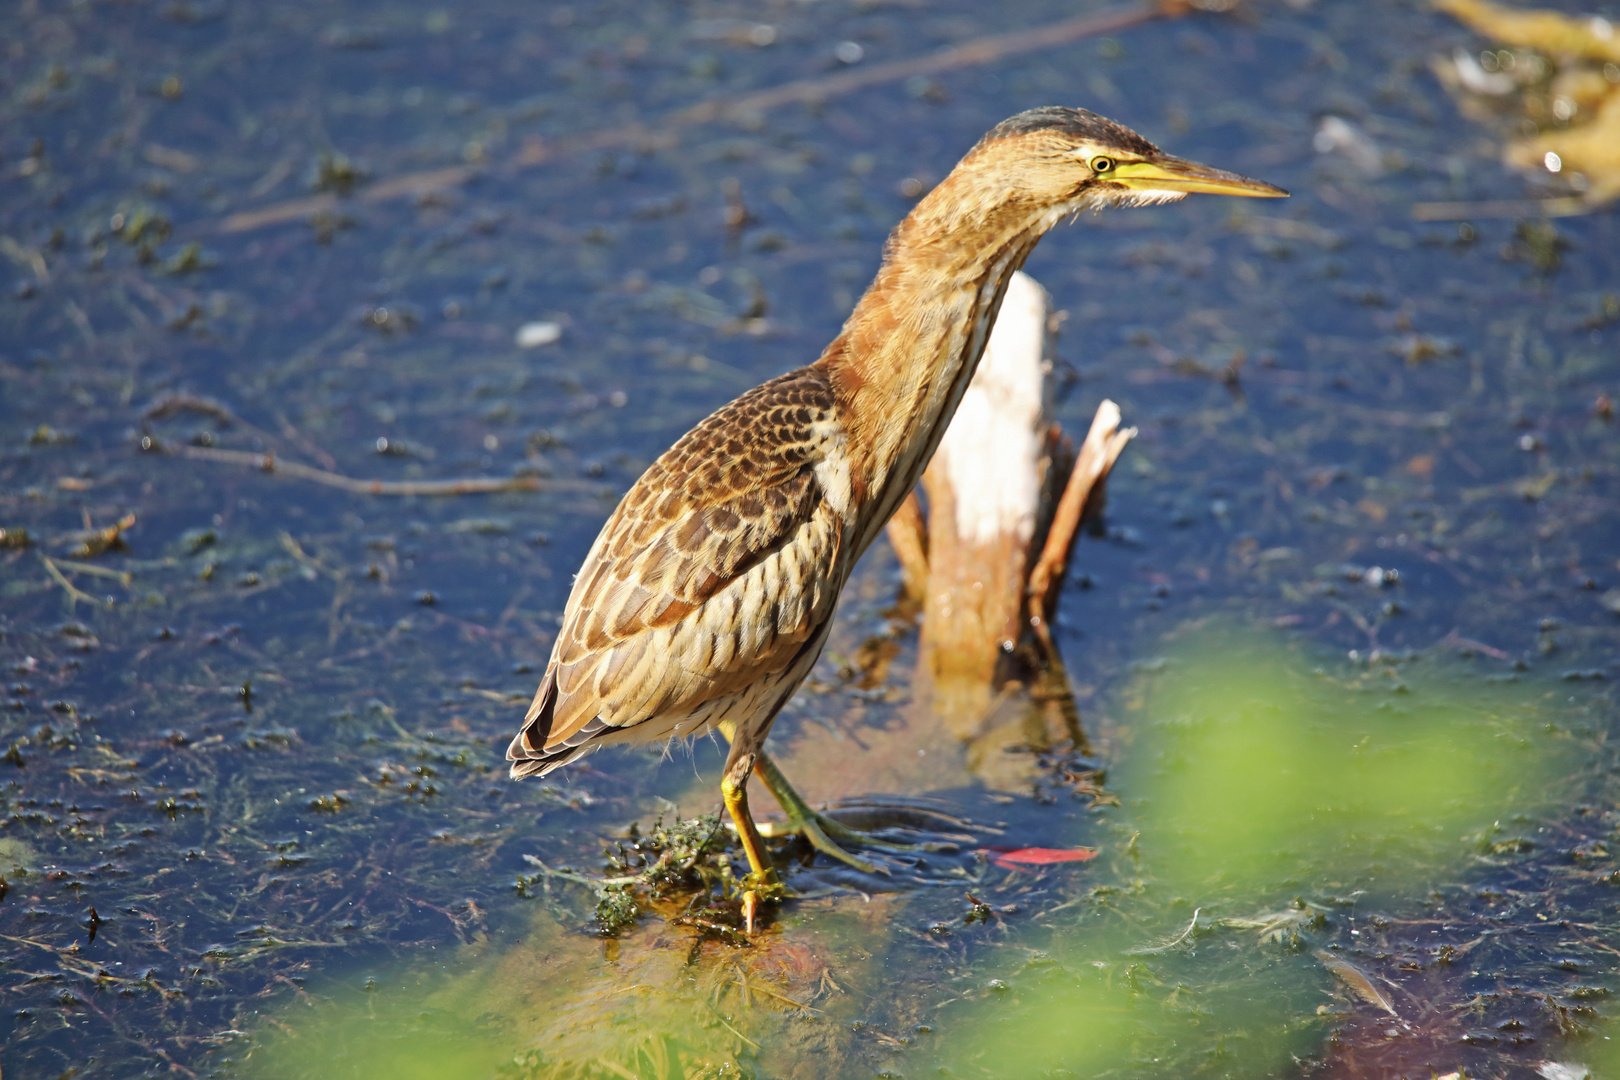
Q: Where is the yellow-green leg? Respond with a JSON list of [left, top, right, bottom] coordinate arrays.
[[721, 761, 777, 885], [717, 720, 778, 932]]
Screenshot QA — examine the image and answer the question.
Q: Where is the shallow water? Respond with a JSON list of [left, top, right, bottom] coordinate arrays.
[[2, 0, 1617, 1077]]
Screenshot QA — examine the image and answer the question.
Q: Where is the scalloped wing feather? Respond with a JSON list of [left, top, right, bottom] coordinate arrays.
[[507, 367, 846, 774]]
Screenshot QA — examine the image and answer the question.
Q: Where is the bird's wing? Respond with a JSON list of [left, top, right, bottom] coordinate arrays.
[[508, 366, 846, 774]]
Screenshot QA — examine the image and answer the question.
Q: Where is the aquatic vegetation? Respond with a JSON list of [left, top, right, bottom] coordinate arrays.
[[1118, 631, 1567, 899], [925, 628, 1578, 1079], [514, 810, 741, 936]]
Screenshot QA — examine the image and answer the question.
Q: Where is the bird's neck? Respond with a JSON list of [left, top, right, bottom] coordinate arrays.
[[818, 172, 1066, 554]]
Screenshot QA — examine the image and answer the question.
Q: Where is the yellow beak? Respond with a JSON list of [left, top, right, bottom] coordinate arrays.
[[1111, 156, 1289, 198]]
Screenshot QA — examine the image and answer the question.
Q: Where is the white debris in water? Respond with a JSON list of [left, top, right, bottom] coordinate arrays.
[[515, 321, 561, 348], [1536, 1063, 1590, 1080], [1451, 47, 1516, 95], [1313, 116, 1386, 175]]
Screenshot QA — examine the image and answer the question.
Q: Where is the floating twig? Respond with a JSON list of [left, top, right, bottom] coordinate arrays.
[[671, 1, 1174, 125], [1438, 628, 1513, 661], [41, 554, 99, 609], [166, 444, 558, 496], [1313, 948, 1400, 1018], [65, 512, 137, 558], [520, 854, 638, 889], [220, 165, 477, 233], [145, 393, 238, 426], [44, 557, 134, 587], [1126, 908, 1201, 955], [1411, 197, 1590, 221]]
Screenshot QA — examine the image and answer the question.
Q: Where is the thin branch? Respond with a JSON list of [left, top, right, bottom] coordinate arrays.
[[220, 166, 478, 233], [164, 444, 573, 497], [1410, 197, 1590, 221], [144, 393, 238, 426], [520, 854, 639, 889], [1026, 400, 1136, 644], [47, 558, 133, 585], [1437, 628, 1512, 661], [667, 2, 1175, 124], [214, 2, 1180, 234]]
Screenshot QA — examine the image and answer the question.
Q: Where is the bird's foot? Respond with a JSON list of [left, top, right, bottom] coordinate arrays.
[[736, 875, 790, 933], [755, 803, 963, 874], [750, 751, 963, 874], [756, 808, 885, 872]]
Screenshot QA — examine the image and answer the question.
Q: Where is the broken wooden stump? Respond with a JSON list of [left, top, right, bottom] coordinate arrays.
[[886, 270, 1135, 783]]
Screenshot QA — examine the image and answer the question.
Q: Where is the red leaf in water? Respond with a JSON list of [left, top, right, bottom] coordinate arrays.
[[987, 846, 1098, 869]]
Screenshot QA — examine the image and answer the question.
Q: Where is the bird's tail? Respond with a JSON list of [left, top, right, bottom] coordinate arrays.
[[507, 670, 568, 778]]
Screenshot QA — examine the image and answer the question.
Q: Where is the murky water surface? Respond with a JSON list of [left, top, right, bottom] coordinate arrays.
[[2, 1, 1617, 1077]]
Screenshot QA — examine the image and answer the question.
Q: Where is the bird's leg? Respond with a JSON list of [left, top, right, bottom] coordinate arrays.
[[721, 750, 777, 885], [718, 723, 779, 933]]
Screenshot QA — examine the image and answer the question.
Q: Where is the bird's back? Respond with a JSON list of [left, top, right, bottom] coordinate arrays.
[[507, 365, 854, 777]]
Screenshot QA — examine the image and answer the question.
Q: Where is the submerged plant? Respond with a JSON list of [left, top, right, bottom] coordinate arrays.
[[521, 811, 744, 936]]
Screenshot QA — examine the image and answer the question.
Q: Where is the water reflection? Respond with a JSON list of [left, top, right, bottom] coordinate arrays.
[[245, 901, 885, 1079]]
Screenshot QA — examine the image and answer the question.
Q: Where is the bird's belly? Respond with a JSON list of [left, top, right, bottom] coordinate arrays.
[[621, 605, 837, 750]]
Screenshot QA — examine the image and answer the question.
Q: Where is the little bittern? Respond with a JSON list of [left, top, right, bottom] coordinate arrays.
[[509, 106, 1285, 925]]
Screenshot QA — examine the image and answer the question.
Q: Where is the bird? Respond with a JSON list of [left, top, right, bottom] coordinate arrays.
[[508, 106, 1286, 929]]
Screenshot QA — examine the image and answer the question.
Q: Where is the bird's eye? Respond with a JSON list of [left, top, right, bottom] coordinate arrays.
[[1090, 156, 1116, 174]]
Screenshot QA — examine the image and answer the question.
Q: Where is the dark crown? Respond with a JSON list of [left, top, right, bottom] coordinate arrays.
[[980, 106, 1161, 158]]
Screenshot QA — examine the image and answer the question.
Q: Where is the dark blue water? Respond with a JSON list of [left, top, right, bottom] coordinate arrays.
[[2, 1, 1616, 1076]]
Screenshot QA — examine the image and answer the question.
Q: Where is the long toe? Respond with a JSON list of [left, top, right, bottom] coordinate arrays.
[[753, 806, 964, 868], [797, 813, 883, 875], [812, 809, 960, 854]]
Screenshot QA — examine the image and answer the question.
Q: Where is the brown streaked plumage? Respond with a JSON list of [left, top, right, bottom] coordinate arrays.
[[508, 106, 1286, 926]]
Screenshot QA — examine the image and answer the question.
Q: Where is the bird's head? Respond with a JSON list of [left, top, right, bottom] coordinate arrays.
[[957, 106, 1287, 220]]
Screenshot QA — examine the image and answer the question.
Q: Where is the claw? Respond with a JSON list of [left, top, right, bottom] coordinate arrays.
[[742, 889, 759, 934]]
